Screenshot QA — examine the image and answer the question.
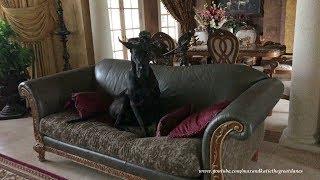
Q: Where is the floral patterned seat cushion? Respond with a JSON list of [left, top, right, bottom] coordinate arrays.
[[39, 111, 202, 177]]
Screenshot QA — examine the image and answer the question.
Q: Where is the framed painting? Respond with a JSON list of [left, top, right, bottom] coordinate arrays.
[[217, 0, 264, 16]]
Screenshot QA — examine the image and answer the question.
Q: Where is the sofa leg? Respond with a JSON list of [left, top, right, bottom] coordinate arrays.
[[34, 144, 46, 162], [251, 150, 259, 162]]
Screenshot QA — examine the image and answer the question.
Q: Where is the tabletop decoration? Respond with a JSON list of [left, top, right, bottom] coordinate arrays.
[[235, 25, 257, 47], [223, 14, 248, 33], [194, 2, 228, 33]]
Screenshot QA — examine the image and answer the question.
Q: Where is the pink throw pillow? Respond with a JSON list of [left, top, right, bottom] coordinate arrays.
[[156, 104, 194, 137], [168, 101, 230, 138]]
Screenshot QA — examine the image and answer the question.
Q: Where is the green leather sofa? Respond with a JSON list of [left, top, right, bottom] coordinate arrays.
[[19, 59, 283, 180]]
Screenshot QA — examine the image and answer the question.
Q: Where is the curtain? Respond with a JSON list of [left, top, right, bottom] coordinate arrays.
[[161, 0, 197, 33], [0, 0, 58, 78]]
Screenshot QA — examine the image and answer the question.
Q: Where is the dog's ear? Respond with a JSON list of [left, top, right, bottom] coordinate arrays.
[[119, 38, 132, 49]]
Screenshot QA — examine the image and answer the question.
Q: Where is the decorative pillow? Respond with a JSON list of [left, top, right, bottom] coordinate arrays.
[[156, 104, 194, 137], [64, 99, 75, 110], [65, 92, 113, 119], [168, 101, 231, 138]]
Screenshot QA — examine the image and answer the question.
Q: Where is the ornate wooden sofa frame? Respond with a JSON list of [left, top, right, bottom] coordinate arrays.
[[19, 59, 283, 180]]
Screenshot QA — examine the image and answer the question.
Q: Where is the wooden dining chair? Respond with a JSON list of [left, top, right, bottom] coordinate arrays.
[[151, 32, 176, 66], [262, 41, 292, 100], [273, 53, 293, 100], [259, 41, 287, 76], [207, 29, 240, 64]]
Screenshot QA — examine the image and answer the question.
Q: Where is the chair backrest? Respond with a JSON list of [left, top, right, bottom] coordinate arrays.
[[207, 29, 239, 64], [151, 32, 176, 66], [152, 32, 176, 50]]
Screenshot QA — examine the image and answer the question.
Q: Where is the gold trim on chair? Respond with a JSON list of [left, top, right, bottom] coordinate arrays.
[[152, 32, 176, 51], [207, 30, 240, 64], [151, 32, 176, 66], [210, 121, 244, 180]]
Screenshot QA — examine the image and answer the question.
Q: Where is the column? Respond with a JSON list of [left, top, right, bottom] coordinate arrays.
[[89, 0, 113, 62], [280, 0, 320, 152]]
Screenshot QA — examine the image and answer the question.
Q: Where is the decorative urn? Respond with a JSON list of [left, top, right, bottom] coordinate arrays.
[[235, 26, 257, 47]]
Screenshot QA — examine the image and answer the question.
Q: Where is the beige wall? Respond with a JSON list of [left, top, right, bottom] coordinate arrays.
[[263, 0, 284, 43], [284, 0, 297, 53]]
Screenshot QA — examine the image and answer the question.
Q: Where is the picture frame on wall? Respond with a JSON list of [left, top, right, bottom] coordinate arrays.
[[217, 0, 264, 16]]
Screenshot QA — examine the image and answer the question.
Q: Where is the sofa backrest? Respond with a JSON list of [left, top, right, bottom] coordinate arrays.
[[95, 59, 268, 111]]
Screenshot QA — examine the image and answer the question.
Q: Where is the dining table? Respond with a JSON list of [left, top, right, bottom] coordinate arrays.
[[187, 44, 286, 64]]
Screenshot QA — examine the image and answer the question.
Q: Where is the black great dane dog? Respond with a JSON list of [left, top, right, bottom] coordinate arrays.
[[109, 31, 162, 137]]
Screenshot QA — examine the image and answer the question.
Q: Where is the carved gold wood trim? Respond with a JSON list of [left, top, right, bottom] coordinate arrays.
[[33, 144, 46, 162], [210, 121, 244, 180], [45, 146, 144, 180], [19, 86, 44, 144], [19, 86, 47, 162], [208, 30, 240, 64]]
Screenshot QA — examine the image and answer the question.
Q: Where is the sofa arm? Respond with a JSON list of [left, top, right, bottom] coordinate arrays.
[[19, 66, 96, 120], [201, 78, 283, 180]]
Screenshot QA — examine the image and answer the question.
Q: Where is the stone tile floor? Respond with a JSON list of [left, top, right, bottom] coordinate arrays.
[[0, 117, 116, 180]]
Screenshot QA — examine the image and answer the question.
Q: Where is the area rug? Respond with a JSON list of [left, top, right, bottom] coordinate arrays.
[[0, 153, 66, 180]]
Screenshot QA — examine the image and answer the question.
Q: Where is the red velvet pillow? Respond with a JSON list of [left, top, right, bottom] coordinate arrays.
[[168, 101, 231, 138], [65, 92, 113, 119], [156, 104, 194, 137]]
